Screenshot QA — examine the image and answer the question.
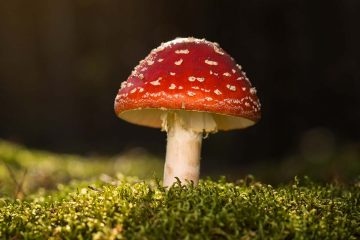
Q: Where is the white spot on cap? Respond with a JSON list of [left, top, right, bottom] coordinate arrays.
[[245, 102, 250, 107], [138, 87, 144, 92], [214, 89, 222, 95], [237, 76, 244, 81], [174, 59, 183, 65], [250, 87, 257, 95], [170, 72, 176, 76], [141, 67, 148, 72], [236, 64, 242, 70], [192, 86, 200, 90], [138, 73, 144, 80], [118, 93, 128, 98], [150, 77, 162, 86], [197, 77, 205, 82], [126, 82, 134, 88], [187, 91, 196, 96], [158, 58, 164, 62], [175, 49, 189, 54], [169, 83, 176, 90], [242, 87, 246, 91], [201, 88, 210, 93], [189, 76, 205, 82], [120, 81, 127, 89], [188, 76, 196, 82], [178, 86, 183, 89], [232, 69, 236, 74], [223, 72, 231, 77], [205, 60, 218, 65], [205, 97, 213, 101], [155, 43, 165, 52], [214, 46, 224, 55], [147, 60, 154, 65], [226, 84, 236, 91], [130, 88, 137, 94]]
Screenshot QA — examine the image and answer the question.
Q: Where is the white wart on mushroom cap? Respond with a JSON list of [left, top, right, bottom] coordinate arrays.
[[114, 37, 261, 131]]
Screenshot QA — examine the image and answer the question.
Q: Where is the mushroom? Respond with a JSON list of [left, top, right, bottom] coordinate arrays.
[[114, 37, 261, 187]]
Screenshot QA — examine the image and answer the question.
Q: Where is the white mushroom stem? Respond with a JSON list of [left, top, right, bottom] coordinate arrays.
[[162, 111, 217, 187]]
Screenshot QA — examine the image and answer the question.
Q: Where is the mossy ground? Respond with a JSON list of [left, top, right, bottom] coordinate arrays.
[[1, 177, 359, 239], [0, 141, 359, 239], [0, 140, 163, 198]]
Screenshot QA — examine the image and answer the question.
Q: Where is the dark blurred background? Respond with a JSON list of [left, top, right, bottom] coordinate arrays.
[[1, 0, 359, 182]]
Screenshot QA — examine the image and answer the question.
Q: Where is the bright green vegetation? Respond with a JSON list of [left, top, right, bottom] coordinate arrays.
[[0, 140, 359, 239], [0, 177, 359, 239], [0, 140, 163, 198]]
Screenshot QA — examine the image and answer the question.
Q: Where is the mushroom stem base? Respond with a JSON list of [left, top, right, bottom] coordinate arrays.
[[163, 112, 202, 187]]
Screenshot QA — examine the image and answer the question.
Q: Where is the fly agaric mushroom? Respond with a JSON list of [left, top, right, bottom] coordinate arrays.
[[114, 37, 261, 187]]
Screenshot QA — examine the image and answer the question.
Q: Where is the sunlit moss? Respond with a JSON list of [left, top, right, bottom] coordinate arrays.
[[0, 140, 163, 197], [1, 177, 359, 239], [0, 140, 359, 239]]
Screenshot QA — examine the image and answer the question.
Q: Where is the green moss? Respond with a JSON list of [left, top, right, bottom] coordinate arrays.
[[0, 140, 163, 197], [1, 140, 359, 239], [1, 177, 359, 240]]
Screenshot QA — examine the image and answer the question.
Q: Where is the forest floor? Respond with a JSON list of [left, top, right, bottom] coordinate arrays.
[[0, 140, 359, 239]]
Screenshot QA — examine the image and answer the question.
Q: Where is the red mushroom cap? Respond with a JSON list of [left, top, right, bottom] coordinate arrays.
[[114, 37, 261, 130]]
